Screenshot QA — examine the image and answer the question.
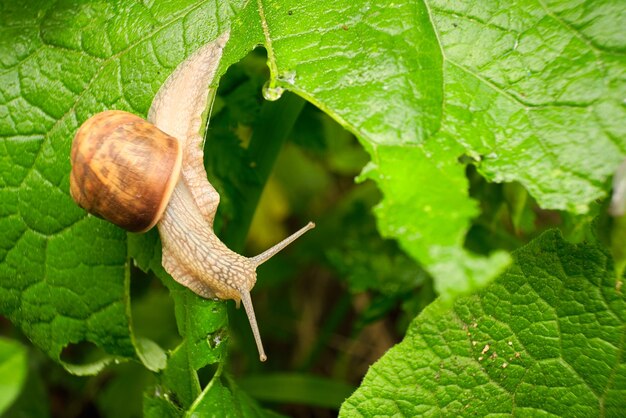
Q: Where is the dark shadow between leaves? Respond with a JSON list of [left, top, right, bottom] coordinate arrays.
[[197, 363, 220, 390], [130, 263, 180, 353], [59, 340, 115, 376], [463, 164, 564, 255]]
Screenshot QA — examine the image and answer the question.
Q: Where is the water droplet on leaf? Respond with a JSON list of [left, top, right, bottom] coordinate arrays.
[[262, 81, 284, 101]]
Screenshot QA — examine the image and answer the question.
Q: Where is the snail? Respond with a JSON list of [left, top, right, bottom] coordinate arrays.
[[68, 32, 314, 362]]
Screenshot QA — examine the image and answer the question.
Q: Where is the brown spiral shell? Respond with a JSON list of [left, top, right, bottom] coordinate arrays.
[[69, 110, 182, 232]]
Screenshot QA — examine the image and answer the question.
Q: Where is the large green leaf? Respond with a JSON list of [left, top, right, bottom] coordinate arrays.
[[340, 230, 626, 416], [0, 0, 246, 373], [258, 0, 625, 298]]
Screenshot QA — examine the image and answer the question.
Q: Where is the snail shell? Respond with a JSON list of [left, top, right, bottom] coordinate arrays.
[[70, 110, 182, 233]]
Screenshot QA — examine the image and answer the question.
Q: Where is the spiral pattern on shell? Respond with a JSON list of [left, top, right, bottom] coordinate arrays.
[[70, 110, 182, 232]]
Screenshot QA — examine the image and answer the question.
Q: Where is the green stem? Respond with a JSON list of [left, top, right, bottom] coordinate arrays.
[[223, 91, 306, 252]]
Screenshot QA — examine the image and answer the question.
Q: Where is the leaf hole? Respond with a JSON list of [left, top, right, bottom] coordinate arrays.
[[197, 363, 219, 389], [60, 340, 107, 365]]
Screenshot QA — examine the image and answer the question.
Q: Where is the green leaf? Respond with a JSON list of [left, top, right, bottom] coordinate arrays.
[[143, 392, 181, 418], [340, 230, 626, 417], [0, 0, 247, 373], [0, 338, 28, 415], [259, 0, 625, 297], [187, 374, 283, 418]]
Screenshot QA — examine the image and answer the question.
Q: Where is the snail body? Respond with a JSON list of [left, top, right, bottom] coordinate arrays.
[[69, 33, 314, 362]]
